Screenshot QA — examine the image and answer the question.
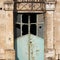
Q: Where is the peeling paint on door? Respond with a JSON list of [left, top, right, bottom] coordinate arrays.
[[15, 34, 44, 60]]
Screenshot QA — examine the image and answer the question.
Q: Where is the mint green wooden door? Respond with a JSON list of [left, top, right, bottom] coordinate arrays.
[[15, 14, 44, 60], [15, 34, 44, 60]]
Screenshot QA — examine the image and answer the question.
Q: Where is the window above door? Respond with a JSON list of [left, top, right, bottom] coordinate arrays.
[[14, 13, 44, 39]]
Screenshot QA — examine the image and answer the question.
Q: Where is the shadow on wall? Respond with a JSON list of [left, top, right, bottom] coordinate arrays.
[[15, 39, 19, 60]]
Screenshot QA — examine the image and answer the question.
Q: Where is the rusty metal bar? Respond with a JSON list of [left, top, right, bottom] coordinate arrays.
[[37, 14, 38, 36], [20, 14, 22, 36], [28, 15, 30, 34], [16, 22, 28, 25], [30, 23, 36, 24], [28, 15, 31, 60], [16, 22, 44, 25]]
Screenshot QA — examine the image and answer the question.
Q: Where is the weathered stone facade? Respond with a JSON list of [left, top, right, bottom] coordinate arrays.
[[0, 0, 15, 60], [0, 0, 60, 60]]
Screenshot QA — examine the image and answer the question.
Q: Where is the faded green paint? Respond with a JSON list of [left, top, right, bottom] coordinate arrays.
[[15, 34, 44, 60]]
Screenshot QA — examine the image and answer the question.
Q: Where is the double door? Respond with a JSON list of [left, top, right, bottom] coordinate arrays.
[[15, 14, 44, 60]]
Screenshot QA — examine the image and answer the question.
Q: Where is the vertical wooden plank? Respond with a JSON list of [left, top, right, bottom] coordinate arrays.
[[15, 35, 29, 60], [30, 35, 44, 60]]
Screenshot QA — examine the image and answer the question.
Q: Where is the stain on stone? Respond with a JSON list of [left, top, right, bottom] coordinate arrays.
[[9, 38, 11, 40], [8, 14, 10, 17]]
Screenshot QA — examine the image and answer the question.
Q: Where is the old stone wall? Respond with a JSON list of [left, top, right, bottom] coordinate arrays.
[[54, 0, 60, 59], [0, 0, 60, 60], [0, 0, 15, 60], [45, 0, 60, 60]]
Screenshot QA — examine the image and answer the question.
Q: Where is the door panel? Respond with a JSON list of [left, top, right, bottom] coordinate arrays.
[[15, 13, 44, 60], [15, 35, 29, 60], [15, 34, 44, 60], [30, 35, 44, 60]]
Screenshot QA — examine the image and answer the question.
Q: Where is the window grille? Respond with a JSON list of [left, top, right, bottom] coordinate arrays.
[[14, 13, 44, 38]]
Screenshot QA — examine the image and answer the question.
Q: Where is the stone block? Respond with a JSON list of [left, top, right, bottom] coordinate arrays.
[[5, 49, 15, 60]]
